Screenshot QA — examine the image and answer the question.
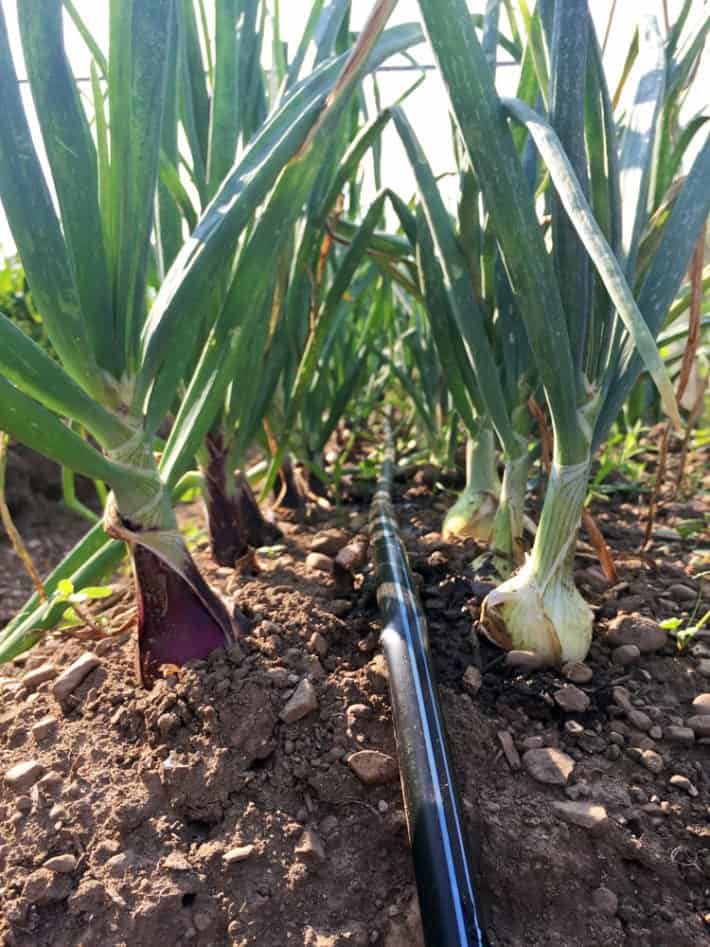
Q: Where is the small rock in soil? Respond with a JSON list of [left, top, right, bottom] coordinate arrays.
[[592, 887, 619, 916], [628, 748, 664, 773], [23, 868, 72, 906], [611, 686, 635, 713], [553, 684, 590, 713], [686, 715, 710, 737], [612, 644, 640, 666], [505, 650, 547, 672], [346, 704, 371, 730], [697, 659, 710, 678], [462, 666, 482, 696], [664, 725, 695, 746], [691, 693, 710, 715], [44, 854, 77, 874], [522, 748, 575, 785], [552, 801, 608, 832], [22, 663, 58, 689], [561, 662, 593, 684], [335, 540, 369, 573], [295, 828, 326, 862], [31, 715, 58, 742], [669, 774, 698, 797], [497, 731, 521, 771], [310, 530, 348, 557], [564, 720, 584, 738], [15, 795, 32, 814], [667, 583, 697, 603], [347, 750, 399, 785], [280, 678, 318, 723], [163, 852, 191, 871], [52, 652, 101, 701], [309, 632, 328, 659], [4, 760, 44, 792], [605, 614, 667, 653], [224, 844, 254, 865], [305, 552, 334, 574], [627, 709, 653, 731]]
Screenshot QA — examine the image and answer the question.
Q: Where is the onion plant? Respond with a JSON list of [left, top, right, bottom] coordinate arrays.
[[413, 0, 709, 663], [0, 0, 420, 676]]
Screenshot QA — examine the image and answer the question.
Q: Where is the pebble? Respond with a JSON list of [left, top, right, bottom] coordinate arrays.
[[4, 760, 44, 792], [497, 731, 521, 771], [627, 709, 652, 732], [280, 679, 319, 723], [309, 632, 328, 659], [32, 715, 58, 742], [347, 750, 399, 785], [52, 652, 101, 702], [22, 663, 58, 689], [552, 801, 608, 832], [224, 845, 255, 865], [554, 684, 590, 713], [310, 531, 348, 557], [335, 540, 369, 573], [505, 650, 547, 672], [163, 852, 191, 871], [22, 868, 72, 906], [664, 725, 694, 746], [295, 828, 326, 862], [564, 720, 584, 738], [686, 715, 710, 738], [15, 795, 32, 814], [612, 644, 640, 666], [561, 662, 593, 684], [522, 748, 575, 785], [44, 854, 77, 874], [591, 886, 618, 916], [578, 733, 606, 755], [462, 666, 482, 697], [691, 693, 710, 715], [605, 614, 667, 653], [667, 583, 697, 602], [346, 704, 371, 729], [157, 712, 179, 738], [611, 686, 634, 714], [654, 526, 680, 541], [305, 552, 334, 574], [697, 659, 710, 678], [648, 725, 663, 740], [521, 735, 545, 749], [628, 748, 664, 773], [669, 774, 698, 797]]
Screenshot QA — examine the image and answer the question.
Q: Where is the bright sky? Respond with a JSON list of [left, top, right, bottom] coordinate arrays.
[[0, 0, 707, 253]]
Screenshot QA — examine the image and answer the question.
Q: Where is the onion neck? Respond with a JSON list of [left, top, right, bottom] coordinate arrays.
[[492, 446, 529, 570]]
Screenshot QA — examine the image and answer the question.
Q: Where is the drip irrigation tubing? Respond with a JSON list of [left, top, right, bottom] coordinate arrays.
[[368, 434, 490, 947]]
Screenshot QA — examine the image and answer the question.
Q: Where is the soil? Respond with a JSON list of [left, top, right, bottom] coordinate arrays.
[[1, 444, 709, 946]]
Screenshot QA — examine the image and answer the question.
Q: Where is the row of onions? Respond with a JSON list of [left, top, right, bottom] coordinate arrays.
[[0, 0, 421, 682], [390, 0, 709, 663]]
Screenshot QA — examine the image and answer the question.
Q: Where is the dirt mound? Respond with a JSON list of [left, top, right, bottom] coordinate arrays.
[[1, 478, 709, 946]]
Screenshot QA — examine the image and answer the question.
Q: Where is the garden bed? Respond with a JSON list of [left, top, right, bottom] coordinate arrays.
[[1, 456, 709, 947]]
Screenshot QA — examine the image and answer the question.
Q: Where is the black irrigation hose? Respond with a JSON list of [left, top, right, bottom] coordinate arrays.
[[369, 438, 489, 947]]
